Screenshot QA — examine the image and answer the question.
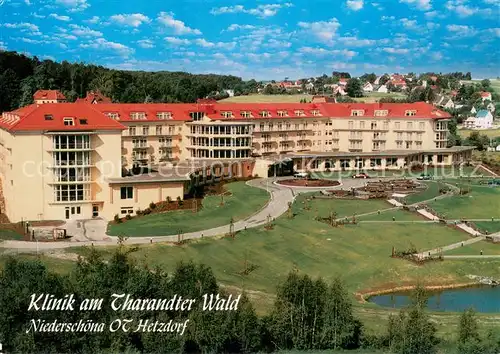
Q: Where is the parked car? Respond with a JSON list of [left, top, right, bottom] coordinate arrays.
[[352, 173, 369, 179], [417, 174, 433, 180]]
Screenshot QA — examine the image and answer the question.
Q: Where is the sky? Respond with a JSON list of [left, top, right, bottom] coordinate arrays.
[[0, 0, 499, 80]]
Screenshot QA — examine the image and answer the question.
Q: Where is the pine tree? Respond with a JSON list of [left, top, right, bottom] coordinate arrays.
[[457, 308, 482, 354]]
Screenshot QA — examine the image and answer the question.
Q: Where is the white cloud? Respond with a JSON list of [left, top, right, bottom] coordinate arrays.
[[332, 62, 356, 70], [226, 24, 257, 31], [49, 13, 71, 21], [424, 10, 438, 17], [264, 39, 292, 48], [381, 15, 395, 20], [364, 63, 387, 69], [137, 39, 154, 48], [55, 32, 78, 40], [298, 18, 341, 43], [157, 12, 201, 35], [55, 0, 89, 12], [0, 41, 6, 50], [383, 47, 410, 54], [399, 0, 432, 10], [165, 37, 191, 45], [337, 36, 376, 46], [25, 0, 31, 5], [346, 0, 364, 11], [32, 13, 45, 18], [298, 47, 357, 58], [85, 16, 100, 24], [80, 38, 134, 56], [401, 18, 418, 29], [110, 13, 150, 27], [69, 24, 103, 37], [2, 22, 39, 33], [194, 38, 236, 50], [445, 0, 494, 17], [446, 24, 477, 37], [210, 3, 293, 18], [431, 52, 443, 60]]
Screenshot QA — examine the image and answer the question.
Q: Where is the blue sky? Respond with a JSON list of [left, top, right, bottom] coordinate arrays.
[[0, 0, 499, 80]]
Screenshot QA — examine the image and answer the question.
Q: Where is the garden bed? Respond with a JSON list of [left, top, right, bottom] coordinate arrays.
[[276, 179, 341, 187]]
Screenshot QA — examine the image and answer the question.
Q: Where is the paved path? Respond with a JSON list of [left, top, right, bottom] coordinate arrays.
[[478, 164, 499, 177], [0, 177, 369, 252], [444, 255, 500, 259], [416, 236, 487, 258]]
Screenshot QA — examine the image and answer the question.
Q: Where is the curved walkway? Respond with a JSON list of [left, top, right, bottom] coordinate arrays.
[[0, 177, 369, 252]]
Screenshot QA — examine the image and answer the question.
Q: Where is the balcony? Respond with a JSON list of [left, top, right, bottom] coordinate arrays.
[[49, 144, 92, 151], [133, 144, 148, 150], [50, 160, 93, 168]]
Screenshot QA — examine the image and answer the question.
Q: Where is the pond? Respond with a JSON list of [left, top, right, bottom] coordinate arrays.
[[369, 286, 500, 313]]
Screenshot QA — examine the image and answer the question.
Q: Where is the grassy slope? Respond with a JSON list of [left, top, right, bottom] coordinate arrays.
[[107, 181, 269, 237]]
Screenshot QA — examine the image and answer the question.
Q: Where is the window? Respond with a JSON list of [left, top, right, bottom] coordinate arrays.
[[419, 122, 425, 130], [221, 111, 233, 118], [142, 126, 149, 135], [407, 122, 413, 130], [44, 114, 53, 120], [63, 118, 74, 126], [360, 121, 365, 129], [383, 121, 389, 130], [405, 110, 417, 116], [130, 112, 146, 120], [106, 112, 119, 120], [395, 122, 401, 130], [121, 207, 134, 215], [189, 112, 204, 121], [156, 112, 172, 120], [241, 111, 252, 118], [371, 122, 377, 130], [156, 125, 162, 135], [79, 119, 88, 125], [120, 186, 133, 200], [348, 121, 354, 129], [129, 126, 136, 136], [54, 184, 90, 202], [351, 110, 364, 116], [311, 110, 321, 116], [259, 111, 270, 117], [375, 110, 388, 117], [277, 110, 288, 117], [294, 110, 305, 116]]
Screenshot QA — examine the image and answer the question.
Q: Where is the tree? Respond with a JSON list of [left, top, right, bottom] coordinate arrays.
[[481, 79, 491, 89], [457, 309, 482, 354], [465, 131, 490, 151], [346, 78, 363, 98], [0, 69, 21, 111]]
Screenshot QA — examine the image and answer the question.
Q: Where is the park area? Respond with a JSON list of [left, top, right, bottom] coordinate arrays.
[[107, 181, 269, 237], [3, 176, 500, 337]]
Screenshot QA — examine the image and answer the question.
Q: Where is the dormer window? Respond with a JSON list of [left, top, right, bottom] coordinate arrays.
[[241, 111, 252, 118], [259, 111, 270, 118], [130, 112, 146, 120], [374, 110, 388, 117], [405, 110, 417, 116], [63, 117, 74, 126], [351, 110, 365, 117], [311, 110, 321, 116], [221, 111, 233, 118], [277, 110, 288, 117], [294, 110, 305, 116], [79, 119, 88, 125], [44, 114, 53, 121], [157, 112, 172, 120], [189, 112, 204, 121], [106, 112, 120, 120]]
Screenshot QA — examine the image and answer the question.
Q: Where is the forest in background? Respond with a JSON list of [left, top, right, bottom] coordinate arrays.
[[0, 50, 260, 112]]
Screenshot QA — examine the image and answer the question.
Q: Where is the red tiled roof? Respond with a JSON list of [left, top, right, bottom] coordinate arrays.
[[481, 91, 492, 98], [0, 104, 125, 132], [33, 90, 66, 101], [0, 102, 450, 131], [78, 91, 112, 104]]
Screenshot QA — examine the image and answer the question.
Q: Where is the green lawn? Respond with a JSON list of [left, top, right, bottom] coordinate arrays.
[[107, 181, 269, 237], [299, 194, 391, 218], [473, 221, 500, 234], [459, 129, 500, 139], [358, 210, 424, 222], [0, 229, 24, 241], [444, 241, 500, 256], [428, 185, 500, 219], [405, 181, 441, 204]]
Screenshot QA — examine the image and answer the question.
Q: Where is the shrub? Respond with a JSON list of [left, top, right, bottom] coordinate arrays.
[[177, 196, 183, 206], [166, 196, 172, 203], [149, 202, 156, 210], [136, 209, 142, 216], [114, 214, 122, 223], [143, 208, 151, 215], [125, 214, 132, 220]]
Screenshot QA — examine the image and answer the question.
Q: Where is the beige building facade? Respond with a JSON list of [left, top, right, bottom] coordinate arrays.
[[0, 93, 474, 223]]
